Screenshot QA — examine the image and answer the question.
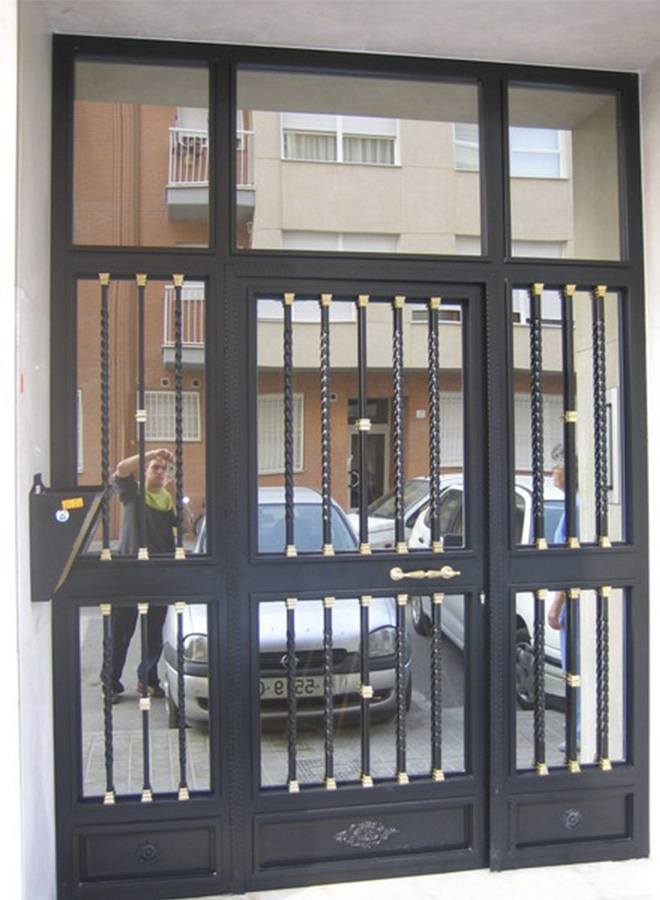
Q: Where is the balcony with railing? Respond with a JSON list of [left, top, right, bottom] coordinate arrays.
[[166, 126, 255, 222], [162, 282, 205, 368]]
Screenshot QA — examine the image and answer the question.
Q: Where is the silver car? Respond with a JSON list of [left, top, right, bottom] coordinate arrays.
[[346, 477, 430, 550], [162, 487, 411, 727], [407, 477, 566, 709]]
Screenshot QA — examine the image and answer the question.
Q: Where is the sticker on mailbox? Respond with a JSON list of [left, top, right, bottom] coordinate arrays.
[[61, 497, 84, 510]]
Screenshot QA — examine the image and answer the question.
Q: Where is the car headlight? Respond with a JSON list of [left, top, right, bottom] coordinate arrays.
[[183, 634, 208, 663], [368, 626, 397, 658]]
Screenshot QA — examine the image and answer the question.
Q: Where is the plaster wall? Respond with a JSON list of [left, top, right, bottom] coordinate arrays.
[[1, 0, 22, 897], [15, 1, 55, 897], [641, 54, 660, 858]]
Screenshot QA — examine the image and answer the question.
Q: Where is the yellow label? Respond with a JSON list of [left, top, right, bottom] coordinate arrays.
[[61, 497, 84, 510]]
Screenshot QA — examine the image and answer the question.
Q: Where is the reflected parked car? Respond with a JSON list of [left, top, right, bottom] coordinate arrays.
[[346, 477, 430, 549], [408, 477, 566, 709], [162, 487, 411, 727]]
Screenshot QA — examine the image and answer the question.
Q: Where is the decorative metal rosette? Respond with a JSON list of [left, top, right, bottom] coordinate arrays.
[[334, 820, 399, 849]]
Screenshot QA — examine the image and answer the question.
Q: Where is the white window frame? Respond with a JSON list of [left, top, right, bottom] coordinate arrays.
[[514, 393, 564, 471], [281, 114, 399, 166], [453, 123, 569, 179], [439, 392, 464, 467], [410, 303, 463, 324], [509, 126, 569, 179], [454, 122, 480, 171], [258, 393, 304, 474], [257, 295, 356, 323], [144, 390, 202, 442], [281, 230, 399, 255]]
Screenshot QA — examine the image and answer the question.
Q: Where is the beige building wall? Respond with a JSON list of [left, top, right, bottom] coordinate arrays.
[[250, 110, 575, 254]]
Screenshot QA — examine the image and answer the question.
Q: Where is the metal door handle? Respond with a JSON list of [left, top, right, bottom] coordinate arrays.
[[389, 565, 461, 582]]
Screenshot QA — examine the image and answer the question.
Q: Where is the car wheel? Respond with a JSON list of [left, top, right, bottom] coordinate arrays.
[[515, 627, 535, 710], [411, 596, 432, 636]]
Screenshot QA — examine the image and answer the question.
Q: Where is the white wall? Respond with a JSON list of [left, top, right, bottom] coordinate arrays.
[[15, 1, 55, 897], [5, 11, 659, 897], [0, 0, 22, 896], [642, 58, 660, 857]]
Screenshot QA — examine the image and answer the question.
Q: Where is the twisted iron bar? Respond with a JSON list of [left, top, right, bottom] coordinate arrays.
[[101, 605, 115, 803], [139, 604, 153, 801], [596, 588, 611, 766], [356, 298, 370, 551], [359, 597, 372, 786], [592, 287, 609, 543], [283, 296, 295, 553], [392, 298, 406, 548], [428, 299, 442, 549], [320, 298, 333, 551], [286, 600, 299, 790], [99, 275, 111, 558], [136, 276, 148, 558], [533, 590, 548, 774], [430, 596, 444, 778], [323, 599, 335, 788], [176, 602, 189, 799], [565, 589, 581, 771], [395, 595, 408, 781], [561, 285, 579, 546], [173, 276, 185, 557], [529, 285, 546, 547]]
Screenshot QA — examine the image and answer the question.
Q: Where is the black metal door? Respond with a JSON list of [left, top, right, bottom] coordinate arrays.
[[221, 279, 488, 887], [48, 35, 649, 900]]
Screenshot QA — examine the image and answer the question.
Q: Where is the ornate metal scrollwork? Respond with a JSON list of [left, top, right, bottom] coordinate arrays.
[[334, 820, 399, 849], [136, 840, 160, 864], [562, 808, 584, 831]]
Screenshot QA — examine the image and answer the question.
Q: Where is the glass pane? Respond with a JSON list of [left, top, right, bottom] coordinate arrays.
[[76, 278, 207, 556], [515, 588, 627, 772], [508, 86, 621, 260], [237, 70, 481, 255], [512, 287, 623, 545], [259, 594, 466, 788], [74, 61, 209, 247], [256, 294, 465, 553], [80, 602, 211, 798]]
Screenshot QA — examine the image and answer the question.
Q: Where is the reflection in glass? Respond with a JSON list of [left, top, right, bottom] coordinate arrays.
[[74, 61, 209, 247], [508, 86, 620, 261], [515, 588, 626, 771], [256, 295, 465, 553], [237, 70, 481, 255], [259, 595, 465, 788], [76, 279, 207, 556], [79, 603, 210, 798], [512, 287, 623, 544]]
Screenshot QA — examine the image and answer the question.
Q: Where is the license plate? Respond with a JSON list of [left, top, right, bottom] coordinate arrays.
[[260, 676, 324, 699]]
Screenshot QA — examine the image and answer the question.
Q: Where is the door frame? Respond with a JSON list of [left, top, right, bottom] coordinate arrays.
[[49, 34, 649, 898]]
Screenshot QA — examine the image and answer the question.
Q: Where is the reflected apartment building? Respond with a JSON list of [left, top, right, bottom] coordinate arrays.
[[74, 66, 622, 541]]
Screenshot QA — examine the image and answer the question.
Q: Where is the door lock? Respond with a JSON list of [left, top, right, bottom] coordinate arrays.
[[389, 565, 461, 582]]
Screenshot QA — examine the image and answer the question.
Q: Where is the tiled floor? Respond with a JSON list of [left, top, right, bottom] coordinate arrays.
[[191, 858, 660, 900]]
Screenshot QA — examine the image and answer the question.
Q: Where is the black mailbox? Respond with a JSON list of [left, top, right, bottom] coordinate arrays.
[[29, 474, 104, 602]]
